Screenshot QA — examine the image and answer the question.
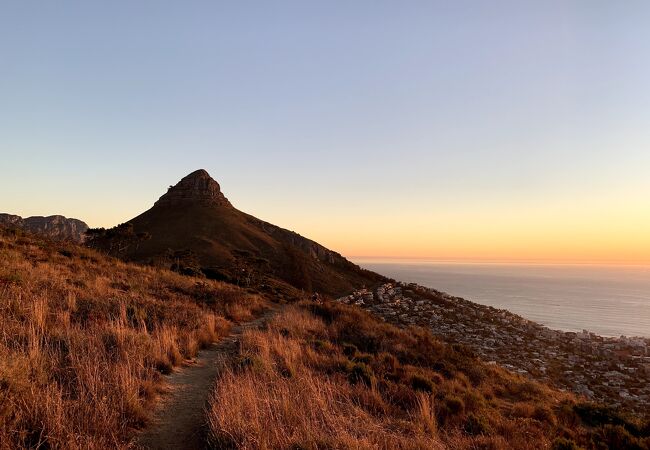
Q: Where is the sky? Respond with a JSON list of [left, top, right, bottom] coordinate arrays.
[[1, 1, 650, 263]]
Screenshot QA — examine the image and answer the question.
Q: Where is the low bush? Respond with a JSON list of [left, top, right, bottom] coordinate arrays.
[[445, 395, 465, 415], [410, 374, 435, 393], [463, 413, 491, 436], [551, 437, 582, 450], [346, 361, 375, 386]]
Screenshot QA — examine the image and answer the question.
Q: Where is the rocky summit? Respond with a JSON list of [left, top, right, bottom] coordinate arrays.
[[155, 169, 232, 207], [86, 169, 384, 297], [0, 213, 88, 242]]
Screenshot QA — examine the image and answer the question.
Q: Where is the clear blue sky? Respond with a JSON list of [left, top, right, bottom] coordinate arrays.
[[1, 1, 649, 260]]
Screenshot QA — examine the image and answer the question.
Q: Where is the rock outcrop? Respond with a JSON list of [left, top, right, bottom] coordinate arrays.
[[154, 169, 232, 207], [0, 213, 89, 243]]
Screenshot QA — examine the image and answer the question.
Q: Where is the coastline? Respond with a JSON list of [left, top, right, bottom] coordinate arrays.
[[336, 281, 650, 416], [353, 260, 650, 338]]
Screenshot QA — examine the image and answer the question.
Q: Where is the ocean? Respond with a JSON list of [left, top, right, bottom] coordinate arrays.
[[352, 260, 650, 338]]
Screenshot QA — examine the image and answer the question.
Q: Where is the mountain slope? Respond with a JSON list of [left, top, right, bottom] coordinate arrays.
[[207, 301, 650, 450], [87, 170, 384, 296], [0, 213, 88, 242], [0, 225, 265, 449]]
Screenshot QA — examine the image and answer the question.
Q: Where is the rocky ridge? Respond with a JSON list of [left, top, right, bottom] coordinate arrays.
[[0, 213, 88, 242]]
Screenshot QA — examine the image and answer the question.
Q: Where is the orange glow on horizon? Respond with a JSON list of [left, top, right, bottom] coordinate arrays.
[[291, 189, 650, 265]]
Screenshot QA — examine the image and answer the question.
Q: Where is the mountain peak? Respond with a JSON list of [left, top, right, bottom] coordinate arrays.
[[155, 169, 232, 207]]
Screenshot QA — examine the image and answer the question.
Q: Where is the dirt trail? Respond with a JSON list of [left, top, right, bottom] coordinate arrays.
[[136, 305, 281, 450]]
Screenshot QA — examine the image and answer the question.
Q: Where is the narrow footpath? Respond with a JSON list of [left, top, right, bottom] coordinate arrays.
[[136, 305, 281, 450]]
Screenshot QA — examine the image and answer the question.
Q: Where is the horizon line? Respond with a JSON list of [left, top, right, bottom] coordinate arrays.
[[348, 257, 650, 267]]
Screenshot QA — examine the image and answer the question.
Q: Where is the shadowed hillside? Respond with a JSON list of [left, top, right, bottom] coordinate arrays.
[[86, 170, 384, 296]]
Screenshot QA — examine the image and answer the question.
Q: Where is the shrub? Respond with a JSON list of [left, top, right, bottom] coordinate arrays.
[[445, 395, 465, 415], [311, 339, 332, 352], [342, 343, 359, 357], [508, 380, 543, 400], [236, 355, 265, 373], [557, 401, 579, 426], [599, 425, 645, 450], [0, 271, 23, 286], [464, 413, 491, 436], [551, 437, 581, 450], [410, 374, 435, 393], [642, 418, 650, 435], [437, 395, 465, 425], [463, 390, 486, 413], [346, 362, 375, 387], [462, 363, 487, 385], [354, 352, 374, 365], [378, 352, 399, 372], [430, 373, 444, 385], [389, 382, 421, 410], [58, 249, 74, 258], [532, 405, 556, 424], [574, 402, 640, 435]]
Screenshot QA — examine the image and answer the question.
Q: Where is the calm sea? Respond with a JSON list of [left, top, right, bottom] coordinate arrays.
[[353, 260, 650, 338]]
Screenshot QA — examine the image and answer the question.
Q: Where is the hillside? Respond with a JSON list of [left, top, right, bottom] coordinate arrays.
[[86, 169, 384, 296], [2, 227, 649, 449], [0, 213, 88, 242], [0, 226, 265, 449], [208, 301, 650, 450]]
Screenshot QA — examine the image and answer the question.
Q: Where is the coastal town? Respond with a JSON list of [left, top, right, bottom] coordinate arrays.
[[336, 282, 650, 415]]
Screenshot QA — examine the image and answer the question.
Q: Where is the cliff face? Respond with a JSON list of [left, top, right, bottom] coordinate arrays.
[[0, 213, 89, 243]]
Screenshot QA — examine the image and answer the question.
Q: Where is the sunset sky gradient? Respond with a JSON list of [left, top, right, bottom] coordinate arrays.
[[1, 1, 649, 262]]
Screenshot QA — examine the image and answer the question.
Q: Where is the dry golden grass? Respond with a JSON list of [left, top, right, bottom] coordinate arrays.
[[3, 227, 649, 450], [208, 303, 650, 450], [207, 330, 445, 449], [0, 228, 265, 449]]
